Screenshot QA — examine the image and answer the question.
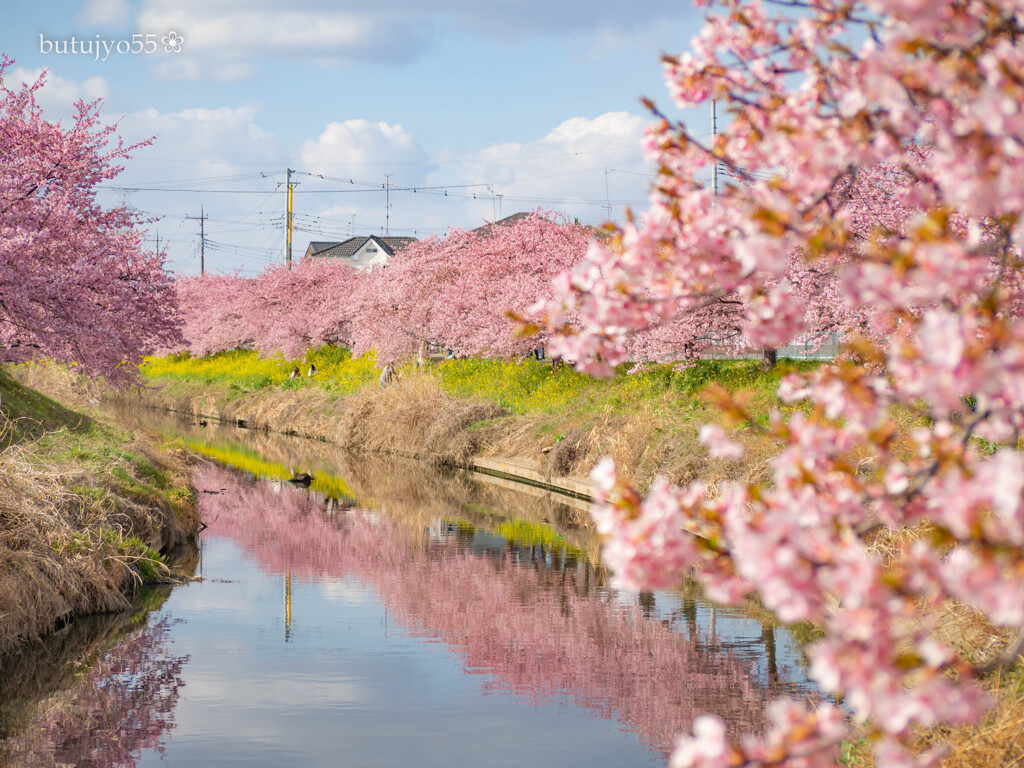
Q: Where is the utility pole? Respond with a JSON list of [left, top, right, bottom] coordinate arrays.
[[384, 173, 394, 235], [185, 206, 207, 274], [286, 168, 294, 269]]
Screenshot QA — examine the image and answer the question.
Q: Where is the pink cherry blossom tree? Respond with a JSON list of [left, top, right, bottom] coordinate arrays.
[[173, 212, 591, 365], [348, 211, 593, 363], [542, 2, 1024, 767], [0, 59, 180, 383], [241, 259, 361, 359], [599, 158, 925, 369], [174, 260, 361, 359], [174, 273, 255, 356]]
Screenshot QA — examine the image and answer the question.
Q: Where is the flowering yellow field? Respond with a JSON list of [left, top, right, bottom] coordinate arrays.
[[142, 346, 799, 417]]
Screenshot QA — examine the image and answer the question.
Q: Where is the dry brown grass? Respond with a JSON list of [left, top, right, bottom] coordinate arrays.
[[134, 366, 787, 495], [8, 361, 101, 411], [842, 521, 1024, 768], [0, 368, 201, 657], [338, 374, 504, 466], [926, 662, 1024, 768], [0, 434, 133, 656]]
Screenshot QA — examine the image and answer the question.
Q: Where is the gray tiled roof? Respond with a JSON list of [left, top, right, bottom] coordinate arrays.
[[376, 236, 416, 254], [305, 235, 417, 261], [307, 240, 345, 255], [470, 211, 534, 236]]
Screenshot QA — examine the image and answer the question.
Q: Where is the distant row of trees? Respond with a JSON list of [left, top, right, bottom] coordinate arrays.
[[174, 212, 594, 363], [175, 162, 919, 368]]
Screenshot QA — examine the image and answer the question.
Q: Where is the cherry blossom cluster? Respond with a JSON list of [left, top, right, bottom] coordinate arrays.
[[0, 59, 181, 383], [544, 1, 1024, 766], [174, 260, 361, 359]]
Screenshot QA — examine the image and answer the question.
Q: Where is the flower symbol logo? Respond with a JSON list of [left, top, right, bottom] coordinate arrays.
[[162, 31, 184, 53]]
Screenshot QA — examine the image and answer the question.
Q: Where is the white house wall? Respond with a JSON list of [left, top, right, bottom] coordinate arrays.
[[350, 240, 390, 268]]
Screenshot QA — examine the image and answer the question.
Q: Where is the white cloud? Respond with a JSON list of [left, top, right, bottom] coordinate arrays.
[[296, 111, 654, 243], [151, 57, 257, 83], [137, 0, 430, 79], [294, 111, 653, 244], [109, 104, 286, 274], [71, 101, 650, 275], [121, 103, 279, 160], [76, 0, 131, 27], [447, 111, 652, 223], [9, 67, 110, 119], [301, 120, 428, 172], [134, 0, 696, 79]]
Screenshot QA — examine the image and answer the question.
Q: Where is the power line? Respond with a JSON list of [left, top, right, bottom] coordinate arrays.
[[133, 142, 642, 168]]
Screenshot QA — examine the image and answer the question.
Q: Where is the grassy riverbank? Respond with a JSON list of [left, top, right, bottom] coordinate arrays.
[[139, 347, 812, 491], [0, 367, 199, 656]]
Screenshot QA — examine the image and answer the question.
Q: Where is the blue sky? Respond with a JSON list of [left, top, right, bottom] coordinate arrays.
[[1, 0, 708, 274]]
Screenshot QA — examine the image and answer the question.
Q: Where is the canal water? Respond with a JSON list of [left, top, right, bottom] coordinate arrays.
[[0, 409, 817, 767]]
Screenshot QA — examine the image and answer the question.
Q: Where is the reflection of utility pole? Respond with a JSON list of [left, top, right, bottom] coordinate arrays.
[[682, 598, 698, 639], [762, 625, 779, 683], [639, 591, 656, 618], [185, 206, 207, 274], [284, 566, 293, 642]]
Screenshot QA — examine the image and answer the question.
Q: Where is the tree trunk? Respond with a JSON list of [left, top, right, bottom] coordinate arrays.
[[762, 346, 777, 371]]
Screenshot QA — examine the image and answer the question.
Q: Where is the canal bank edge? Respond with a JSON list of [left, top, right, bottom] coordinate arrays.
[[113, 374, 604, 503], [0, 367, 201, 657]]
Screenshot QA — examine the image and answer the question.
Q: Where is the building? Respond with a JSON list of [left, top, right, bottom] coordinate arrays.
[[303, 235, 416, 269], [469, 212, 533, 237]]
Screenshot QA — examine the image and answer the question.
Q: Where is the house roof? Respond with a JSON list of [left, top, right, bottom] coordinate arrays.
[[307, 241, 344, 256], [375, 236, 417, 254], [470, 211, 533, 236], [306, 235, 416, 261]]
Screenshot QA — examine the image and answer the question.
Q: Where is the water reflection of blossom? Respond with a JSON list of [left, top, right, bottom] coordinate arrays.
[[198, 465, 810, 758], [0, 617, 188, 767]]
